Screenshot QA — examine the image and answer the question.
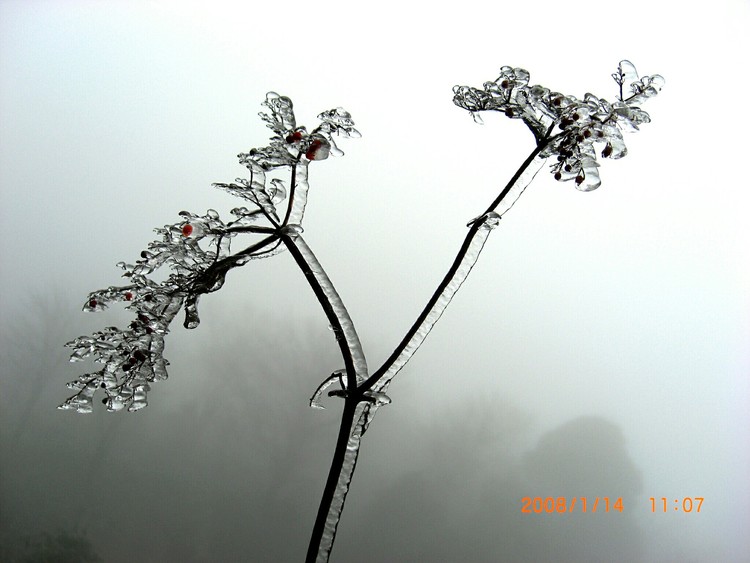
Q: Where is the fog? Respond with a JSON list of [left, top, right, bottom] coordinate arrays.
[[1, 1, 749, 562]]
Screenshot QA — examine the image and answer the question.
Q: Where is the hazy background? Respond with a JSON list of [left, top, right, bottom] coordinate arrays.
[[1, 0, 749, 561]]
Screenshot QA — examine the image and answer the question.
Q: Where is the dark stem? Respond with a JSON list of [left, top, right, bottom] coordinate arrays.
[[280, 232, 362, 562], [304, 397, 358, 563], [279, 234, 357, 391], [283, 155, 303, 226]]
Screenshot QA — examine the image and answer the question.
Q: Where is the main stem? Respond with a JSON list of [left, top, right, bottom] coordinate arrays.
[[305, 397, 358, 563], [295, 138, 551, 562]]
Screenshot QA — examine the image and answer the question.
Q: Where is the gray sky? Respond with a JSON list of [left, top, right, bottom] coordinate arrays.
[[1, 1, 749, 561]]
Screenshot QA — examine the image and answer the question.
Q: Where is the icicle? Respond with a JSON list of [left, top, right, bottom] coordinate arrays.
[[183, 295, 200, 329]]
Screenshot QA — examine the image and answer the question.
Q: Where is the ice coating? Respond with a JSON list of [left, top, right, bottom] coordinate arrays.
[[454, 61, 663, 191], [292, 236, 368, 382], [316, 401, 369, 563], [490, 155, 546, 217], [285, 161, 310, 225], [363, 214, 497, 420], [60, 295, 183, 414], [63, 93, 360, 414], [309, 370, 345, 409]]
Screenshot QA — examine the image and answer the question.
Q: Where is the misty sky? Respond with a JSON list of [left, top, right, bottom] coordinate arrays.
[[1, 1, 749, 562]]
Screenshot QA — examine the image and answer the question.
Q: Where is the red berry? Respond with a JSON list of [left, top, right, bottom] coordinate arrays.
[[575, 175, 584, 185], [182, 224, 193, 237], [88, 299, 98, 308], [306, 139, 330, 161], [602, 144, 613, 158], [554, 171, 562, 181], [124, 292, 133, 301], [285, 131, 304, 144]]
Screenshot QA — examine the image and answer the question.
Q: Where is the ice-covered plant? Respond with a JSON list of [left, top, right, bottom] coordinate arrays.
[[61, 61, 663, 562]]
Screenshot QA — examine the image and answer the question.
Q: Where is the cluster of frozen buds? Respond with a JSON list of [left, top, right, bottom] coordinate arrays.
[[61, 94, 359, 413], [453, 61, 664, 191]]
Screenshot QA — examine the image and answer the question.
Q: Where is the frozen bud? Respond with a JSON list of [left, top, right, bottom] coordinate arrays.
[[305, 137, 331, 161]]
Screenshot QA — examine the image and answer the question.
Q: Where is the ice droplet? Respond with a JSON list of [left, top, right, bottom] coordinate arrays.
[[128, 384, 150, 412], [281, 223, 304, 238], [363, 391, 391, 406], [479, 212, 501, 230], [183, 295, 200, 329]]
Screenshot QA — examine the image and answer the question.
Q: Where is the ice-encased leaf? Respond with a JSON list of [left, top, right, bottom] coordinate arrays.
[[260, 92, 296, 136], [316, 108, 360, 140], [58, 381, 97, 414], [62, 295, 183, 413], [576, 157, 601, 191]]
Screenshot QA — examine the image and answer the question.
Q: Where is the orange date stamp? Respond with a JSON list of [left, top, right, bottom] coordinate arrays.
[[521, 497, 705, 514], [521, 496, 624, 513]]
